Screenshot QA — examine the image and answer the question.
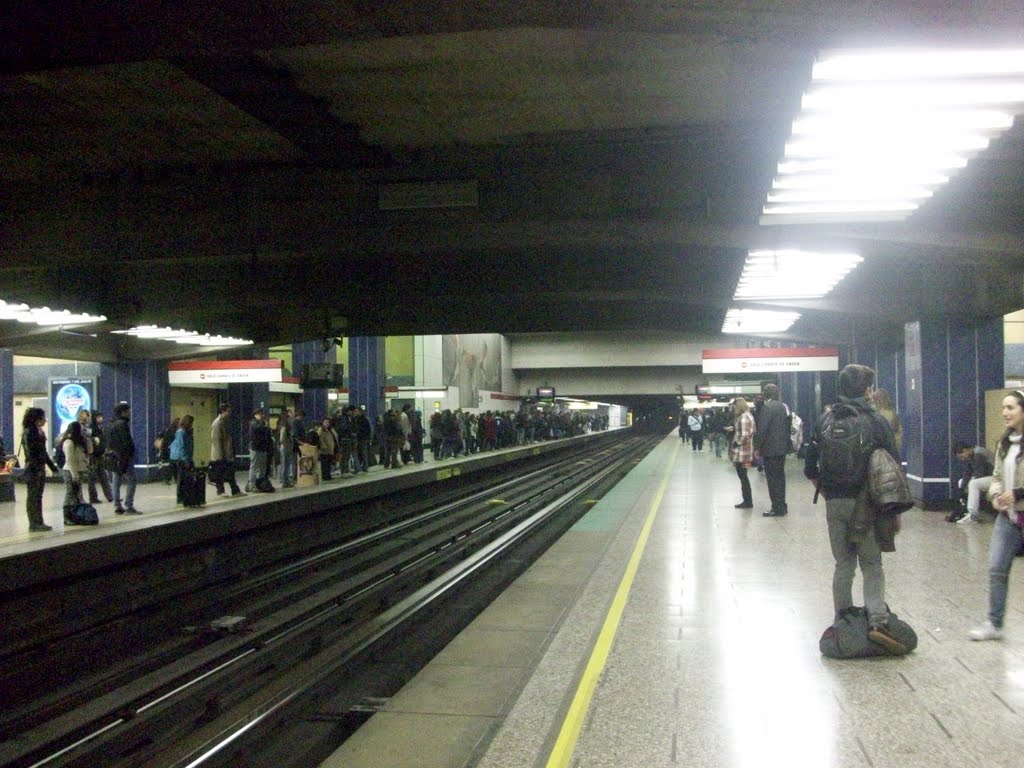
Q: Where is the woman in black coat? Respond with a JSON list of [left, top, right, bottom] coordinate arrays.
[[21, 407, 58, 532]]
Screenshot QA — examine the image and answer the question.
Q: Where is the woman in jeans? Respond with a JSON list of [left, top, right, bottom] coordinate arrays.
[[727, 397, 756, 509], [21, 407, 58, 532], [970, 389, 1024, 641], [168, 414, 194, 503]]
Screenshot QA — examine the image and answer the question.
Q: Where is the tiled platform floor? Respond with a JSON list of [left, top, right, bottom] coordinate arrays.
[[1, 448, 465, 557], [325, 434, 1024, 768]]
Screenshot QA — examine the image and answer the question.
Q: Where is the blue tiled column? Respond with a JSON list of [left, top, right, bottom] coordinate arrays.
[[819, 368, 838, 411], [869, 347, 905, 412], [98, 359, 171, 472], [903, 317, 1003, 507], [292, 340, 331, 422], [227, 383, 270, 458], [779, 372, 796, 409], [0, 349, 13, 451], [795, 371, 815, 428], [222, 347, 270, 459], [349, 336, 386, 425]]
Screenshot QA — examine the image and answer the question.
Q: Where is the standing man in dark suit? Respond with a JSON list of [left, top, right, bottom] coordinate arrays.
[[755, 383, 790, 517]]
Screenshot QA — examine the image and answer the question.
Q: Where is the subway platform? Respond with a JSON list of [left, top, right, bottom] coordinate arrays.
[[324, 433, 1024, 768], [0, 435, 602, 560]]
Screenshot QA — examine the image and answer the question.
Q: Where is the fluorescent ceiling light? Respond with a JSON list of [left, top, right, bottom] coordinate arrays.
[[722, 309, 801, 334], [113, 325, 253, 347], [0, 300, 106, 326], [762, 47, 1024, 225], [734, 249, 863, 301], [812, 50, 1024, 80]]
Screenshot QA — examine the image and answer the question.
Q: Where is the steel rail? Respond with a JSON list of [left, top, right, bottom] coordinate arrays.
[[4, 435, 651, 768]]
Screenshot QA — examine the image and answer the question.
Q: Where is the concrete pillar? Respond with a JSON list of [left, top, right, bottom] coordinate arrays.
[[903, 317, 1003, 507]]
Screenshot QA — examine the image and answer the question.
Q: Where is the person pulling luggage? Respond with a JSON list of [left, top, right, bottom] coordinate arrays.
[[169, 415, 195, 504]]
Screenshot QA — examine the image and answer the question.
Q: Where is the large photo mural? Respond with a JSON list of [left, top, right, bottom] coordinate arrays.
[[442, 333, 502, 408]]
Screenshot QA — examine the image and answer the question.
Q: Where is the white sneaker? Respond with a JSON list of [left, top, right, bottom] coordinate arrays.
[[957, 514, 980, 524], [969, 620, 1003, 641]]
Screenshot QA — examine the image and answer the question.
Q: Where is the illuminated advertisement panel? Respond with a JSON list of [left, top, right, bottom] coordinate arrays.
[[49, 377, 96, 446]]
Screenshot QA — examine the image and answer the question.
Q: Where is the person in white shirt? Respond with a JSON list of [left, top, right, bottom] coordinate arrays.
[[970, 390, 1024, 641]]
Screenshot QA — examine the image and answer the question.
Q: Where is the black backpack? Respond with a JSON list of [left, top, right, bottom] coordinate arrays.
[[53, 440, 66, 469], [818, 402, 876, 488]]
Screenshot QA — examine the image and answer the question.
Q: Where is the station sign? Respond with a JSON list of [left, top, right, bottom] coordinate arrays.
[[383, 386, 448, 399], [702, 347, 839, 374], [168, 359, 283, 385]]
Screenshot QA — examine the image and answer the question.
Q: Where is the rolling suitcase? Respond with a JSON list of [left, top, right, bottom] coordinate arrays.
[[181, 468, 207, 508]]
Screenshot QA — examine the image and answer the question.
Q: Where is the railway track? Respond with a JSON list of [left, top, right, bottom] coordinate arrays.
[[1, 433, 658, 768]]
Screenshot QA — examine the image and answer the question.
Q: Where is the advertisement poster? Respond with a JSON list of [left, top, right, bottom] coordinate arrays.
[[442, 334, 502, 408], [49, 377, 96, 446]]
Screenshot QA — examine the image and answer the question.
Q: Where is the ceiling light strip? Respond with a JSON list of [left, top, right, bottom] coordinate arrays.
[[112, 325, 253, 347], [722, 309, 801, 335], [732, 249, 863, 301], [0, 299, 106, 326], [761, 47, 1024, 225]]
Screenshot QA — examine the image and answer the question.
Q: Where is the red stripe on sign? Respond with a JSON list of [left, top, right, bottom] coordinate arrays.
[[702, 347, 838, 359], [168, 359, 282, 371], [490, 392, 522, 401]]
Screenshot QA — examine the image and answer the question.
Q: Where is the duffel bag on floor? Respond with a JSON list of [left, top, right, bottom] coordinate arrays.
[[820, 606, 917, 658], [70, 503, 99, 525]]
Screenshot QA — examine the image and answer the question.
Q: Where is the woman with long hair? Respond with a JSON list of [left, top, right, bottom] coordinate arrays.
[[169, 414, 195, 504], [61, 419, 92, 524], [970, 389, 1024, 641], [728, 397, 756, 509], [21, 407, 58, 531], [871, 388, 903, 453]]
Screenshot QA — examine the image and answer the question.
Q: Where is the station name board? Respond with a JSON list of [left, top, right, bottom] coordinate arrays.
[[702, 347, 839, 374], [168, 359, 283, 385]]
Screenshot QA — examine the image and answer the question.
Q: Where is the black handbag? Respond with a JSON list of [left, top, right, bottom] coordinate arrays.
[[207, 460, 231, 483]]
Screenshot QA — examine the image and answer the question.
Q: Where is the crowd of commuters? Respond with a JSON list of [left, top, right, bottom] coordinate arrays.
[[18, 403, 138, 531], [15, 374, 1024, 650], [16, 402, 609, 530], [683, 367, 1024, 648], [684, 372, 914, 652]]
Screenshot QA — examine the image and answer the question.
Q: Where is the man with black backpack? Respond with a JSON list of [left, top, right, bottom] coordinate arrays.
[[804, 364, 903, 654]]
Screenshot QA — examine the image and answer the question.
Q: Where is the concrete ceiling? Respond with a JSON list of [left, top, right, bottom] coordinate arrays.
[[2, 2, 1023, 361]]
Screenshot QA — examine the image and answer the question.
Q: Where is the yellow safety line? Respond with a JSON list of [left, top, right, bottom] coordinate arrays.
[[545, 440, 678, 768]]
